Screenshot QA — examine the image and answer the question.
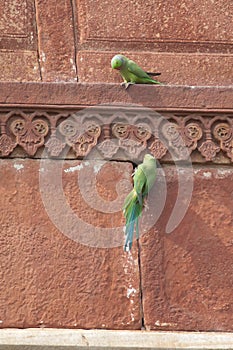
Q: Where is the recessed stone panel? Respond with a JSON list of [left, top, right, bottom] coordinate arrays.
[[0, 0, 39, 81], [77, 51, 233, 86], [76, 0, 233, 85], [35, 0, 77, 81], [0, 0, 37, 50], [76, 0, 233, 52]]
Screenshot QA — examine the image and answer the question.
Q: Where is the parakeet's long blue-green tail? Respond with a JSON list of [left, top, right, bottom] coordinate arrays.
[[123, 189, 143, 251]]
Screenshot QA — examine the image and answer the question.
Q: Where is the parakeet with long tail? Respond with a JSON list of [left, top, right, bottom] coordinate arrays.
[[123, 154, 157, 251], [111, 54, 162, 89]]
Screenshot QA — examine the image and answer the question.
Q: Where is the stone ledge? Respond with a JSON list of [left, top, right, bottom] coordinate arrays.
[[0, 82, 232, 111], [0, 329, 233, 349]]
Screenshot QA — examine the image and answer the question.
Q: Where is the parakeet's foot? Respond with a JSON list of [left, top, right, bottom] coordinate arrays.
[[121, 82, 135, 89], [143, 199, 149, 210], [124, 241, 133, 252]]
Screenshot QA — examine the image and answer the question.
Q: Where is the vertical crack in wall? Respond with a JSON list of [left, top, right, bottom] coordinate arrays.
[[70, 0, 79, 81], [34, 0, 42, 81], [137, 239, 145, 329]]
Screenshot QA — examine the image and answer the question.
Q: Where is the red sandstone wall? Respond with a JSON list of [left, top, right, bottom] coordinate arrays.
[[0, 0, 233, 333], [0, 0, 232, 85], [0, 159, 233, 331]]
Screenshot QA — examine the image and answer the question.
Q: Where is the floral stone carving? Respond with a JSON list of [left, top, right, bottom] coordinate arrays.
[[0, 108, 232, 163]]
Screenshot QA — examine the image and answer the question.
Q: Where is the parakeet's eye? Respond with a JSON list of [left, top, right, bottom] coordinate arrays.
[[115, 59, 122, 68]]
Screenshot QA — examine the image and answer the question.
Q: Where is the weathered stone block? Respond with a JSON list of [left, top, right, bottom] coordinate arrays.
[[141, 166, 233, 331], [35, 0, 77, 81], [0, 159, 140, 329]]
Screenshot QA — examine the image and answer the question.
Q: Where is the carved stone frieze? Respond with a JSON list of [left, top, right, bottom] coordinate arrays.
[[0, 108, 233, 163]]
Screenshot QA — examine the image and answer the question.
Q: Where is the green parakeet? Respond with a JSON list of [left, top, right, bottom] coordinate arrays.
[[111, 54, 162, 89], [123, 154, 157, 251]]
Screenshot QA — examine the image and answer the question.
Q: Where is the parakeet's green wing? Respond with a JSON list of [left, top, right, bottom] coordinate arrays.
[[133, 165, 147, 196], [140, 161, 157, 193], [127, 60, 152, 79]]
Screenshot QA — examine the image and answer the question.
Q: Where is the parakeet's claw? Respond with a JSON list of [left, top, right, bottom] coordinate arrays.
[[125, 82, 135, 89], [124, 242, 132, 252], [121, 82, 135, 89], [120, 82, 128, 89], [143, 200, 149, 211]]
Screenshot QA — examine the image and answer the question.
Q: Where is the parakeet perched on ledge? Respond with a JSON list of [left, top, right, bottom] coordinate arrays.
[[111, 54, 162, 89], [123, 154, 157, 251]]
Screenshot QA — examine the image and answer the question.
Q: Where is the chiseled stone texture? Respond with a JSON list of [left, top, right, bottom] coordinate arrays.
[[141, 166, 233, 331], [35, 0, 77, 81], [0, 159, 140, 329], [0, 52, 40, 82]]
